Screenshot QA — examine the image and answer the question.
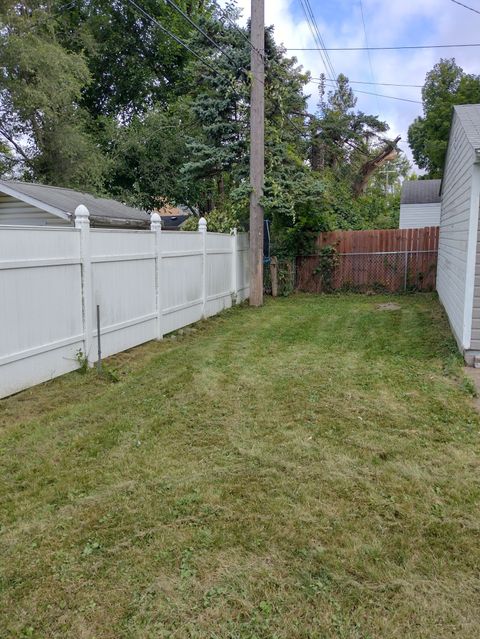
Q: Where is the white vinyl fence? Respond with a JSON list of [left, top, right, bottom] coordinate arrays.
[[0, 208, 249, 398]]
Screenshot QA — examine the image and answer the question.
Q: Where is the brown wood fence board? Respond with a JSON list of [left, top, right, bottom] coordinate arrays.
[[296, 227, 439, 293]]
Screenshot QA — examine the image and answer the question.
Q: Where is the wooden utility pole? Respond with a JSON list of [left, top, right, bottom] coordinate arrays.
[[249, 0, 265, 306]]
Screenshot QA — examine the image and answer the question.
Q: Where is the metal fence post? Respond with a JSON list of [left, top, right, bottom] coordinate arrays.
[[96, 304, 102, 371], [151, 212, 163, 340], [75, 205, 93, 366], [404, 250, 409, 292], [199, 216, 207, 317]]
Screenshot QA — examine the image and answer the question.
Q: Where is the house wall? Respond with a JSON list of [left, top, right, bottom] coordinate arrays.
[[466, 170, 480, 351], [399, 202, 441, 229], [0, 194, 70, 226], [437, 111, 477, 351], [0, 223, 249, 398]]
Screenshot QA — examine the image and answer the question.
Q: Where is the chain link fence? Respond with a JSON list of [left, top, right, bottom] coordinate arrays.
[[295, 250, 438, 294], [264, 258, 296, 296]]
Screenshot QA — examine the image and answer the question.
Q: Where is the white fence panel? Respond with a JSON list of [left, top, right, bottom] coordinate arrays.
[[160, 231, 204, 334], [0, 227, 83, 398], [205, 232, 234, 317], [0, 213, 249, 398], [90, 229, 157, 358]]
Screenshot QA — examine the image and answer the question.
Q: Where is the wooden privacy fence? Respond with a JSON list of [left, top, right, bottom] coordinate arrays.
[[0, 211, 249, 399], [296, 227, 439, 293]]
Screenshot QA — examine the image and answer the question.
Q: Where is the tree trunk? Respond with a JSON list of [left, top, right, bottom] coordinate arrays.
[[353, 136, 401, 197]]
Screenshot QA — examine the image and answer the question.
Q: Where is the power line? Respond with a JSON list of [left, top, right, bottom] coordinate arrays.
[[310, 80, 422, 103], [126, 0, 308, 139], [449, 0, 480, 15], [211, 0, 266, 63], [125, 0, 225, 76], [311, 77, 422, 88], [164, 0, 237, 67], [286, 43, 480, 51], [351, 88, 421, 104], [298, 0, 337, 80], [359, 0, 380, 111]]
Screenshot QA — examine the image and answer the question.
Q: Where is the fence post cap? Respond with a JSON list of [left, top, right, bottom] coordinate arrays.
[[74, 205, 90, 228], [150, 212, 162, 230], [198, 216, 207, 233]]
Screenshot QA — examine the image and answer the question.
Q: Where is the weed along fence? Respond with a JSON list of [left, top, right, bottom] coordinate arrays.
[[0, 209, 249, 399], [296, 227, 439, 294]]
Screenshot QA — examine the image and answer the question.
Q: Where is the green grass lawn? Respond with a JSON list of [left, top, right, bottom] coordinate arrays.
[[1, 294, 480, 639]]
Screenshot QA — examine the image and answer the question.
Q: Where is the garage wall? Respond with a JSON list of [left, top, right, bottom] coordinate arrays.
[[399, 202, 441, 229], [0, 194, 69, 226], [437, 110, 477, 350]]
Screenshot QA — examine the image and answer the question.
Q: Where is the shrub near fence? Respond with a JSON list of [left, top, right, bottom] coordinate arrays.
[[296, 227, 439, 294], [0, 209, 249, 399]]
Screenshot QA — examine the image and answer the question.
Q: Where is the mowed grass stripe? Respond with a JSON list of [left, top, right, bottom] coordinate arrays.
[[0, 294, 479, 638]]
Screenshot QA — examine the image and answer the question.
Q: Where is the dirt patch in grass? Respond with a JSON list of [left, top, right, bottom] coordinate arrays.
[[376, 302, 402, 311], [1, 294, 479, 638]]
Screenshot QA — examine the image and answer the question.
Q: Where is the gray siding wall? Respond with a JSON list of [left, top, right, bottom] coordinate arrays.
[[399, 202, 441, 229], [437, 112, 476, 349], [0, 195, 69, 226], [468, 171, 480, 349]]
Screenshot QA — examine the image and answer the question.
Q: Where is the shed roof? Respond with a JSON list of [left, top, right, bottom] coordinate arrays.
[[0, 180, 150, 226], [401, 179, 442, 205], [454, 104, 480, 149]]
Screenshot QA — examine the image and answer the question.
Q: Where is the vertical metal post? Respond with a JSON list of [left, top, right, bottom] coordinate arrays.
[[404, 251, 409, 292], [249, 0, 265, 307], [96, 304, 102, 371]]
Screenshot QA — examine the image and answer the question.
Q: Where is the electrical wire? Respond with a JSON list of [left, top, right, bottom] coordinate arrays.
[[311, 77, 422, 88], [163, 0, 237, 67], [287, 43, 480, 51], [310, 81, 422, 104], [298, 0, 337, 80], [211, 0, 267, 63], [449, 0, 480, 15], [126, 0, 308, 137], [126, 0, 226, 76], [351, 88, 421, 104], [359, 0, 380, 111]]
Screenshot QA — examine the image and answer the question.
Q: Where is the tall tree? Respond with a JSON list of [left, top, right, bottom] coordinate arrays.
[[0, 1, 106, 188], [408, 59, 480, 177], [53, 0, 211, 120], [309, 75, 398, 196]]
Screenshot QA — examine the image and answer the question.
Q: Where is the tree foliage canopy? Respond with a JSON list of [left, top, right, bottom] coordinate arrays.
[[407, 59, 480, 178], [0, 0, 407, 252]]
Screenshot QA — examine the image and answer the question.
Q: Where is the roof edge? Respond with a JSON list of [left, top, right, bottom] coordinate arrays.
[[0, 182, 71, 221]]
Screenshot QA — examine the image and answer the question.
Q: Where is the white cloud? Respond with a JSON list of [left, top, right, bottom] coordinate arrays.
[[219, 0, 479, 170]]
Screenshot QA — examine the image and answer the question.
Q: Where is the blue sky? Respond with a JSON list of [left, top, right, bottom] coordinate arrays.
[[220, 0, 480, 170]]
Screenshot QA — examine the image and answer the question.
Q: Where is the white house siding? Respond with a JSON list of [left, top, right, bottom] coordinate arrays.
[[399, 202, 441, 229], [437, 111, 477, 350], [468, 175, 480, 351], [0, 195, 69, 226]]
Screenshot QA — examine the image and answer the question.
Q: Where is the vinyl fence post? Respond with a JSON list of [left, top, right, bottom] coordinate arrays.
[[199, 216, 207, 318], [151, 212, 163, 340], [75, 205, 93, 367], [231, 227, 238, 304]]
